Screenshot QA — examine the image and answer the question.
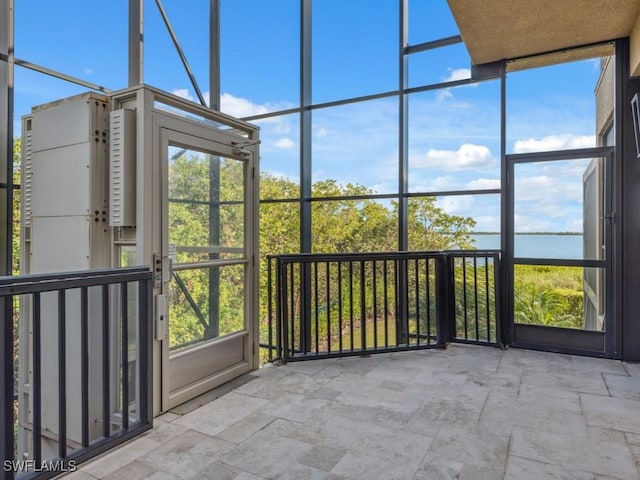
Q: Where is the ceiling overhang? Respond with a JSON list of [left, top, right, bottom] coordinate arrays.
[[446, 0, 640, 66]]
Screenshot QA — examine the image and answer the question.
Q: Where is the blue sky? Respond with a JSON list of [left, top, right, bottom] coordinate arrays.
[[12, 0, 608, 237]]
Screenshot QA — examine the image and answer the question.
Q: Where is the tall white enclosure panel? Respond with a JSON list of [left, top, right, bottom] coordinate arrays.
[[18, 93, 112, 461]]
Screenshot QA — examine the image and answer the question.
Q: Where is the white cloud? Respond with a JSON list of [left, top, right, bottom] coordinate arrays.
[[315, 127, 328, 138], [513, 168, 586, 232], [436, 195, 475, 215], [411, 175, 457, 192], [172, 88, 194, 102], [513, 214, 551, 233], [513, 134, 595, 153], [170, 89, 294, 118], [443, 68, 471, 83], [435, 89, 454, 103], [435, 68, 475, 104], [466, 178, 500, 190], [413, 144, 496, 171], [221, 92, 271, 117], [410, 175, 500, 193], [83, 67, 94, 75], [515, 173, 582, 204], [474, 215, 501, 232], [274, 138, 294, 149]]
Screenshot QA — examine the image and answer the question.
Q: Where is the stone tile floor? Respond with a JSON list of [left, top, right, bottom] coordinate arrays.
[[68, 344, 640, 479]]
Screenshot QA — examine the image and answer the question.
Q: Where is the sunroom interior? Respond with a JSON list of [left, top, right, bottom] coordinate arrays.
[[2, 0, 640, 478]]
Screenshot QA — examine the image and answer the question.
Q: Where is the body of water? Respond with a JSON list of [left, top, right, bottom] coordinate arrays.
[[470, 234, 584, 260]]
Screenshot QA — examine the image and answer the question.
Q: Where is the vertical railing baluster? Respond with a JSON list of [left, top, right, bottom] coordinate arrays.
[[338, 261, 343, 352], [394, 258, 399, 347], [360, 261, 366, 351], [349, 261, 354, 352], [280, 261, 289, 361], [102, 284, 110, 438], [415, 258, 420, 346], [274, 259, 282, 360], [33, 292, 42, 464], [404, 258, 410, 346], [474, 256, 480, 342], [372, 260, 378, 350], [435, 254, 451, 345], [120, 283, 129, 430], [462, 255, 468, 340], [494, 254, 503, 346], [290, 262, 296, 357], [383, 260, 389, 348], [58, 289, 67, 458], [486, 256, 492, 343], [1, 295, 15, 479], [267, 257, 273, 361], [138, 277, 152, 427], [80, 287, 89, 447], [326, 262, 331, 353], [426, 258, 431, 344], [314, 262, 319, 354]]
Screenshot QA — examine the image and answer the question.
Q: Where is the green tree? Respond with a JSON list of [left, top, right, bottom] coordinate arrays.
[[408, 197, 476, 251]]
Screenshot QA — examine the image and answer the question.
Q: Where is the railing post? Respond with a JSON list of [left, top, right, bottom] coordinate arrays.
[[396, 257, 408, 345], [138, 277, 153, 425], [0, 295, 14, 480], [435, 254, 453, 346], [279, 260, 289, 362], [301, 262, 312, 355], [271, 257, 281, 361], [267, 257, 273, 362], [493, 253, 507, 347]]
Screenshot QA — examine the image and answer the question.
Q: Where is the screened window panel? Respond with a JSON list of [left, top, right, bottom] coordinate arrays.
[[312, 98, 399, 196], [312, 0, 398, 103], [408, 81, 501, 194]]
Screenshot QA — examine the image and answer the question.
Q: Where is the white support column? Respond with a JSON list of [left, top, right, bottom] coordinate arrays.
[[129, 0, 144, 86], [0, 0, 14, 275]]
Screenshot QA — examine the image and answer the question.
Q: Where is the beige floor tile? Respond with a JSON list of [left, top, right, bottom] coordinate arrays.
[[73, 346, 640, 480], [218, 429, 313, 478], [137, 430, 234, 478], [511, 426, 638, 479], [505, 455, 593, 480], [82, 437, 163, 478]]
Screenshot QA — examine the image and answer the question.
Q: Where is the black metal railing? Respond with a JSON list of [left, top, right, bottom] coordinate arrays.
[[266, 250, 501, 363], [0, 267, 153, 480], [447, 251, 502, 345]]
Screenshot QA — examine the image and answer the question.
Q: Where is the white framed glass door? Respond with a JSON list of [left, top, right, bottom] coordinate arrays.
[[160, 127, 257, 409], [506, 147, 613, 355]]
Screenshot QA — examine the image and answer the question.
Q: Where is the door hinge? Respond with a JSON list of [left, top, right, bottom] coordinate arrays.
[[603, 212, 616, 224], [153, 253, 162, 289]]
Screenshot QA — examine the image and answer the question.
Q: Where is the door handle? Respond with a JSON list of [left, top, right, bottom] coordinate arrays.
[[155, 294, 167, 341]]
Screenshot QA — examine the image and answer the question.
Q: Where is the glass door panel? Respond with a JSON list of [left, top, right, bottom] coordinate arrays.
[[508, 149, 611, 354], [514, 265, 605, 331], [161, 126, 256, 410], [169, 264, 246, 350], [513, 158, 604, 261], [168, 147, 245, 261]]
